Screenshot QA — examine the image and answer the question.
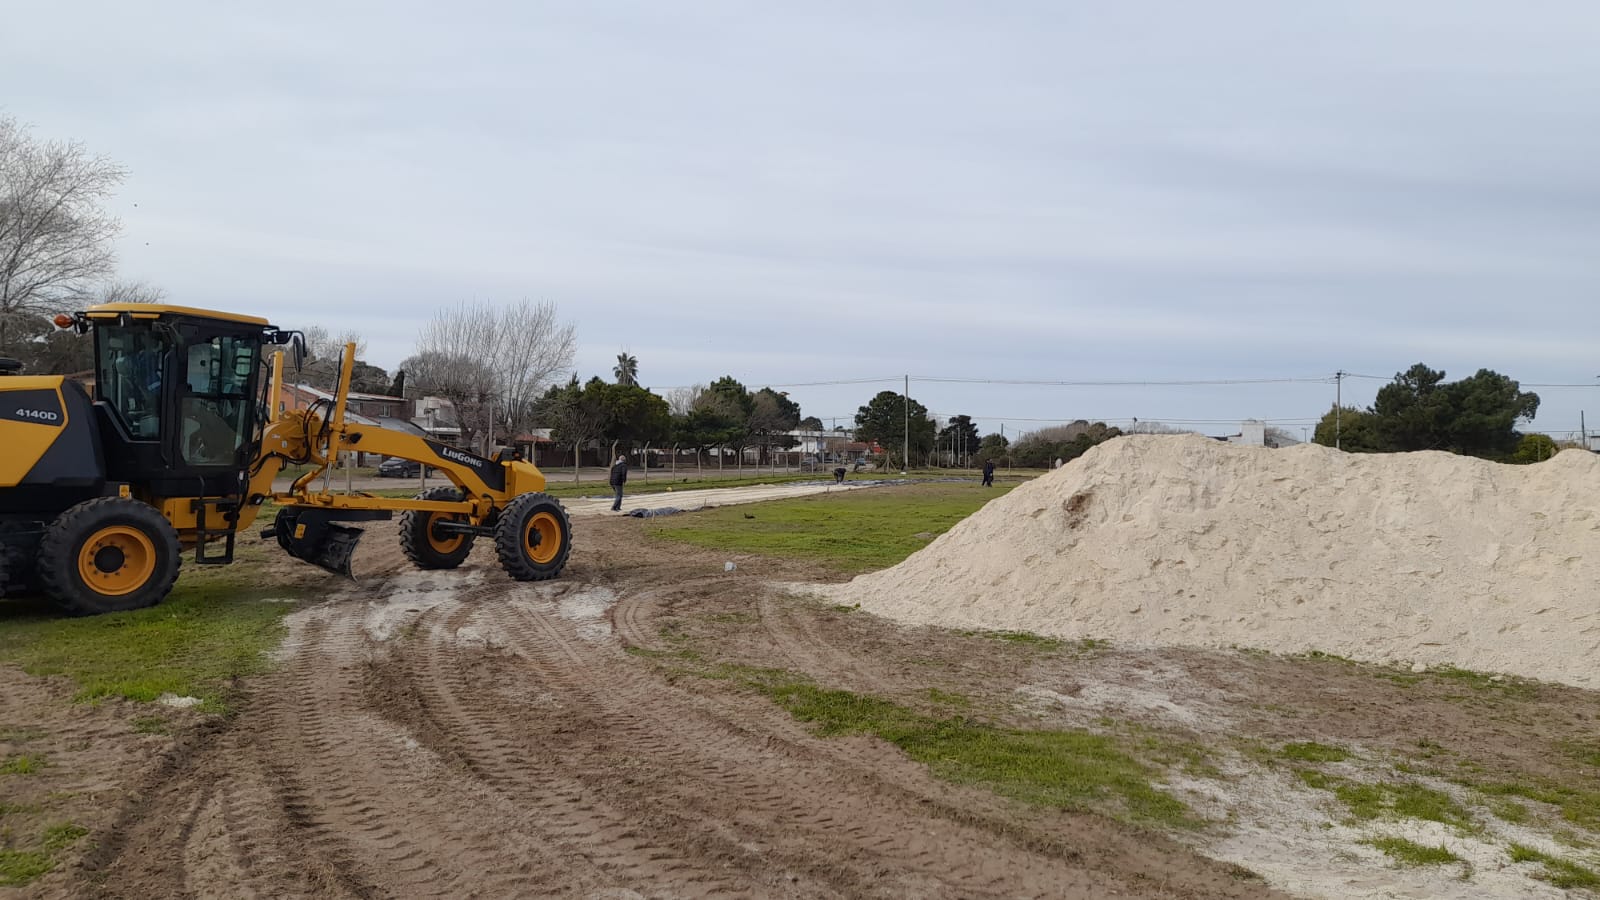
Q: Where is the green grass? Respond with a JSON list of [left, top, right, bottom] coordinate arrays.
[[1509, 844, 1600, 888], [715, 665, 1194, 827], [1474, 780, 1600, 830], [1364, 837, 1461, 866], [1296, 770, 1474, 829], [40, 823, 87, 852], [0, 823, 90, 888], [0, 754, 45, 775], [965, 630, 1068, 651], [647, 482, 1017, 573], [1491, 797, 1530, 824], [0, 549, 295, 713], [131, 716, 169, 735], [0, 850, 53, 887], [1280, 742, 1351, 763]]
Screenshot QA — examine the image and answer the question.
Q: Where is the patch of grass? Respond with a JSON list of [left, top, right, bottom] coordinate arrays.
[[740, 671, 1194, 827], [828, 603, 861, 613], [1475, 780, 1600, 830], [0, 850, 53, 887], [1280, 742, 1350, 763], [1298, 770, 1474, 829], [1364, 837, 1461, 866], [623, 646, 701, 661], [984, 630, 1065, 650], [1337, 781, 1474, 828], [0, 802, 40, 817], [647, 482, 1016, 573], [41, 823, 87, 852], [0, 754, 45, 775], [131, 716, 169, 735], [0, 727, 44, 743], [1490, 797, 1530, 824], [1559, 740, 1600, 769], [706, 611, 758, 624], [1509, 844, 1600, 889], [925, 688, 972, 708], [0, 550, 294, 714], [1430, 666, 1537, 699]]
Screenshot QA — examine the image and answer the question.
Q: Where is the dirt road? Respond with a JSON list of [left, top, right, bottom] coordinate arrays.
[[31, 520, 1278, 899]]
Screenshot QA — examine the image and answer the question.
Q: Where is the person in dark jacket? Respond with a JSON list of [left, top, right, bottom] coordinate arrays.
[[981, 459, 996, 487], [609, 455, 629, 511]]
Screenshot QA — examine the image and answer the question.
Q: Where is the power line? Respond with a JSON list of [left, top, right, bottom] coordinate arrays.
[[912, 375, 1334, 386]]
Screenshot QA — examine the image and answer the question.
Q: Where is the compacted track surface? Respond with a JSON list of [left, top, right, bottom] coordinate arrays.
[[38, 520, 1277, 899]]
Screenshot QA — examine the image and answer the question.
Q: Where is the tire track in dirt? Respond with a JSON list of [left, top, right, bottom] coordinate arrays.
[[65, 521, 1283, 899], [609, 573, 1289, 899], [371, 582, 760, 896], [488, 584, 1130, 897]]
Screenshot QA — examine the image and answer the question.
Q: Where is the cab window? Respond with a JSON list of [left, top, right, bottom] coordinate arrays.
[[179, 336, 257, 466], [97, 326, 168, 440]]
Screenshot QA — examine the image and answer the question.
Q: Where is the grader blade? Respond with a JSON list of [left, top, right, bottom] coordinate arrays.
[[266, 508, 391, 578]]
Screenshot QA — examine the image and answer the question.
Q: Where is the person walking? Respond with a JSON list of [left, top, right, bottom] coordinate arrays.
[[609, 454, 629, 511], [981, 459, 995, 487]]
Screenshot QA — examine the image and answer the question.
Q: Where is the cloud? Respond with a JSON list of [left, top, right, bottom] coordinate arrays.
[[4, 1, 1598, 435]]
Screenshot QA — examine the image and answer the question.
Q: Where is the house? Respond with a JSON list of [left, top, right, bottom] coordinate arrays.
[[411, 395, 462, 445]]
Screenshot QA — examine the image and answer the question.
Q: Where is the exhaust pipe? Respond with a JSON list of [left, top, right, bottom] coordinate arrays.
[[264, 507, 392, 578]]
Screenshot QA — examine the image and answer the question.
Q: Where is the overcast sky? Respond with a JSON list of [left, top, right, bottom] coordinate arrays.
[[5, 2, 1599, 439]]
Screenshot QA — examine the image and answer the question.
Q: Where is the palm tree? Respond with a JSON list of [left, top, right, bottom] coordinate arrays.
[[614, 352, 638, 386]]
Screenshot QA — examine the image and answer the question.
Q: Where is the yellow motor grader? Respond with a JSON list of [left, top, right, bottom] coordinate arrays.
[[0, 303, 571, 615]]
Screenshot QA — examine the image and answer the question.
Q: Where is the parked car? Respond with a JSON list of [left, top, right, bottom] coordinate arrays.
[[376, 457, 433, 478]]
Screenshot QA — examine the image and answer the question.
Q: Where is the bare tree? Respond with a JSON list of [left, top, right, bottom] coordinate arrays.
[[302, 325, 367, 363], [666, 384, 705, 418], [414, 299, 576, 452], [99, 278, 165, 304], [0, 116, 126, 352]]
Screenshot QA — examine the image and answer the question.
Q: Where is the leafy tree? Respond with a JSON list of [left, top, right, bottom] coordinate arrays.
[[597, 382, 671, 449], [1009, 421, 1122, 468], [613, 352, 638, 387], [937, 414, 981, 465], [748, 387, 801, 460], [798, 415, 823, 431], [975, 433, 1009, 465], [534, 376, 612, 481], [1312, 405, 1385, 452], [854, 390, 935, 469], [1370, 364, 1538, 458], [1510, 433, 1558, 464]]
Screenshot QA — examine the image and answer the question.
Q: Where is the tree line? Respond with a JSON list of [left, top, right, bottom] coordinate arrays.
[[1313, 363, 1547, 462]]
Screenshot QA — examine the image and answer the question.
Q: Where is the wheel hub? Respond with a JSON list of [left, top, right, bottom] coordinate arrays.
[[93, 545, 126, 573]]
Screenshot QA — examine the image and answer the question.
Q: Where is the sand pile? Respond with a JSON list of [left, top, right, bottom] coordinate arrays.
[[829, 435, 1600, 688]]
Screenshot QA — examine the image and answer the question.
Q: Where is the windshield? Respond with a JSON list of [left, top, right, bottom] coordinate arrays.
[[178, 335, 258, 466]]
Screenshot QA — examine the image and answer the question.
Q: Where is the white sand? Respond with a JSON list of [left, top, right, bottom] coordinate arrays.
[[830, 435, 1600, 688]]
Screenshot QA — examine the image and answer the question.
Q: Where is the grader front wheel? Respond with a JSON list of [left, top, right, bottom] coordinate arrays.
[[399, 485, 476, 569], [494, 493, 571, 581]]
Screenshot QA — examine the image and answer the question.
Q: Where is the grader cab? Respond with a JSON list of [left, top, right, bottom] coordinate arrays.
[[0, 303, 571, 615]]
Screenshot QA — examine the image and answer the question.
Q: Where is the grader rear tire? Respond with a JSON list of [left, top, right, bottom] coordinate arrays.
[[494, 493, 571, 581], [399, 485, 476, 569], [37, 497, 181, 616]]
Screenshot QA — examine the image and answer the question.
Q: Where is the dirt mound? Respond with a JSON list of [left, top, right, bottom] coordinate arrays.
[[831, 435, 1600, 688]]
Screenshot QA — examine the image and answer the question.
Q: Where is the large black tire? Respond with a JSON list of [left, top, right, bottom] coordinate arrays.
[[399, 485, 475, 569], [37, 497, 181, 616], [494, 493, 572, 582]]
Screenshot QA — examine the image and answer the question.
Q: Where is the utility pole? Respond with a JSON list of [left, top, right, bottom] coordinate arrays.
[[902, 374, 909, 475], [1334, 370, 1345, 450]]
